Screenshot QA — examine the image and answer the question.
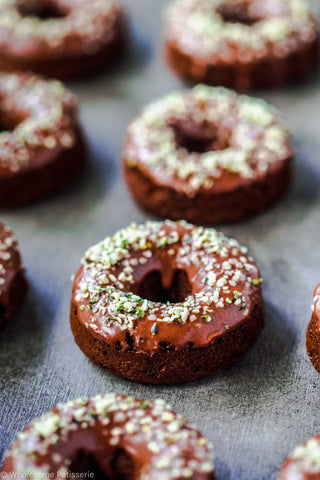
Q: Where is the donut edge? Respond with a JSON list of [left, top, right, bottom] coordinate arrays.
[[123, 155, 293, 225], [0, 269, 28, 330], [0, 10, 128, 80], [0, 124, 87, 208], [70, 293, 264, 384], [306, 312, 320, 374], [164, 36, 319, 92]]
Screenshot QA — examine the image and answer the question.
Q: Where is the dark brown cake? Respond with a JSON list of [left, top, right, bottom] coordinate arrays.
[[70, 220, 264, 384], [0, 0, 127, 79], [0, 222, 28, 329], [279, 433, 320, 479], [123, 85, 293, 225], [306, 284, 320, 373], [0, 72, 87, 208], [165, 0, 319, 91], [2, 393, 216, 480]]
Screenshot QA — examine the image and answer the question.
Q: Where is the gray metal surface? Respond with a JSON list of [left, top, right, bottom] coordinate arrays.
[[1, 1, 320, 479]]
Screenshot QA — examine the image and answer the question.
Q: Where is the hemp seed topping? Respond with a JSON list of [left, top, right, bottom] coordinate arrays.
[[74, 220, 261, 333], [0, 72, 77, 173], [125, 85, 291, 195], [5, 394, 214, 480], [166, 0, 317, 60], [0, 0, 121, 51]]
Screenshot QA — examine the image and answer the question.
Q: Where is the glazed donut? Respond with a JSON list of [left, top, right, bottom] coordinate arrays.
[[165, 0, 319, 91], [0, 0, 126, 79], [279, 434, 320, 479], [123, 85, 293, 225], [0, 72, 86, 208], [0, 222, 28, 329], [306, 284, 320, 373], [2, 393, 215, 480], [71, 220, 264, 384]]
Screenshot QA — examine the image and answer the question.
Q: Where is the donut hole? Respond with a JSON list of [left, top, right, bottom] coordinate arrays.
[[0, 110, 22, 133], [68, 448, 134, 480], [136, 269, 192, 303], [68, 451, 108, 480], [0, 119, 14, 134], [216, 2, 262, 26], [17, 1, 68, 20], [111, 448, 135, 480], [169, 118, 230, 154], [0, 92, 32, 133]]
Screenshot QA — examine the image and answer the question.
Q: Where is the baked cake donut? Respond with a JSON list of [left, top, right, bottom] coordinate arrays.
[[165, 0, 319, 91], [279, 434, 320, 479], [2, 393, 216, 480], [0, 72, 86, 208], [0, 223, 28, 329], [306, 284, 320, 373], [0, 0, 126, 79], [123, 85, 293, 225], [71, 220, 264, 384]]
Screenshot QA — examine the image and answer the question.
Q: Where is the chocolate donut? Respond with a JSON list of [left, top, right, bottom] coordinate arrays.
[[0, 222, 28, 329], [123, 85, 293, 225], [306, 284, 320, 373], [0, 72, 86, 208], [279, 434, 320, 480], [71, 220, 264, 384], [165, 0, 319, 91], [0, 0, 126, 79], [2, 393, 216, 480]]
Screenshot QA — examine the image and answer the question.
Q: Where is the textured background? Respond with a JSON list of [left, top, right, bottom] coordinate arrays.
[[1, 1, 320, 479]]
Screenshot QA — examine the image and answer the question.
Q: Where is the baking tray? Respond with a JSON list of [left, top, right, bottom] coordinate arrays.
[[1, 1, 320, 479]]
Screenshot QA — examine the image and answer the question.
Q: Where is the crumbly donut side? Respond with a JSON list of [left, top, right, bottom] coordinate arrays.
[[3, 394, 215, 480]]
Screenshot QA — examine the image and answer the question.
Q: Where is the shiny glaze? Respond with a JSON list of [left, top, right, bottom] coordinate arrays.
[[123, 85, 293, 197], [166, 0, 318, 62], [72, 220, 263, 352], [2, 394, 215, 480], [0, 0, 123, 60], [0, 72, 78, 176], [313, 284, 320, 328]]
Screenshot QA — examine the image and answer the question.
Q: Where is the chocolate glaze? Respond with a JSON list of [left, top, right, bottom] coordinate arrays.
[[0, 0, 127, 79], [123, 85, 293, 224], [306, 284, 320, 374], [2, 394, 216, 480], [312, 284, 320, 327], [73, 259, 258, 352], [165, 0, 319, 91], [0, 72, 87, 207], [0, 222, 28, 328], [70, 220, 264, 383]]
